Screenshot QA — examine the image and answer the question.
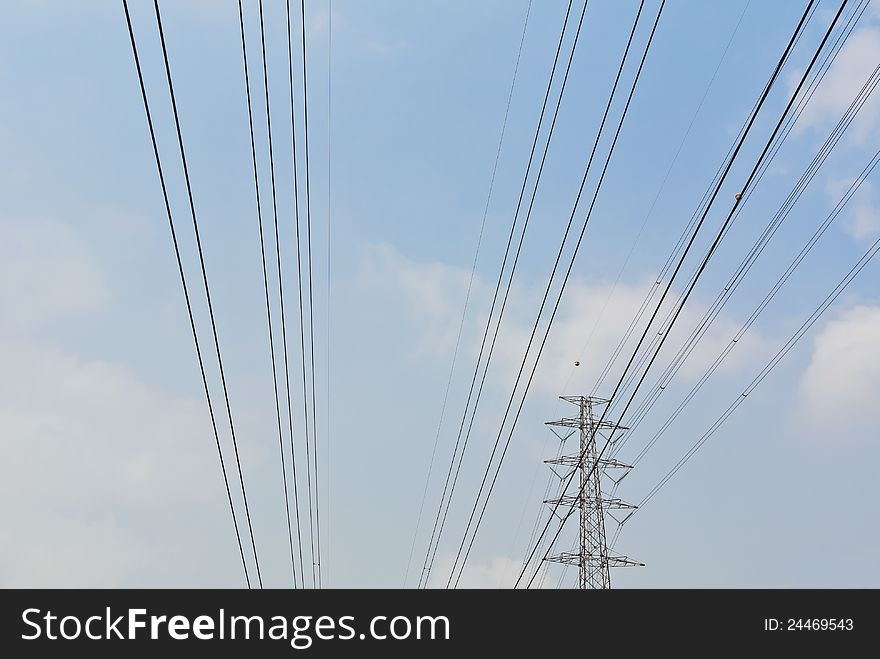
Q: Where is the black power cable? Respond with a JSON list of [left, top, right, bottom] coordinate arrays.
[[404, 0, 534, 588], [298, 0, 322, 589], [152, 0, 265, 587], [121, 0, 252, 588], [603, 31, 877, 553], [521, 0, 846, 589], [419, 0, 583, 588], [590, 1, 818, 398], [257, 0, 306, 589], [514, 0, 752, 571], [612, 0, 871, 464], [565, 0, 752, 390], [637, 165, 880, 510], [453, 0, 666, 588], [236, 0, 302, 589], [325, 0, 333, 587], [632, 74, 880, 467], [284, 0, 314, 589], [443, 0, 647, 589]]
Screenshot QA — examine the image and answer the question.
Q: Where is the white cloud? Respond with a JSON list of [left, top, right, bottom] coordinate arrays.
[[0, 215, 246, 586], [0, 338, 242, 586], [798, 304, 880, 432], [361, 243, 481, 359], [366, 244, 769, 399], [826, 178, 880, 242], [427, 553, 569, 588], [491, 278, 768, 398], [794, 20, 880, 138], [0, 218, 108, 330], [427, 554, 523, 589], [305, 5, 408, 55]]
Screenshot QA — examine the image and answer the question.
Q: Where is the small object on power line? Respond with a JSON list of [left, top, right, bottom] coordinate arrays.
[[734, 192, 743, 200], [574, 361, 580, 367]]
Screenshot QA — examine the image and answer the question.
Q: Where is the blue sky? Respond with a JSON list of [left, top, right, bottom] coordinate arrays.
[[1, 0, 879, 588]]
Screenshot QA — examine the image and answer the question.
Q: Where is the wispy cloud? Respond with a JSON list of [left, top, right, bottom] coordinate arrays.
[[797, 304, 880, 433], [427, 554, 524, 589], [0, 215, 248, 586], [0, 218, 108, 331], [366, 244, 770, 401], [794, 19, 880, 139], [826, 178, 880, 242]]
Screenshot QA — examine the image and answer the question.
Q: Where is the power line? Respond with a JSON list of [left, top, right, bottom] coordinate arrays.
[[299, 0, 322, 589], [520, 0, 846, 589], [285, 0, 317, 590], [404, 0, 534, 588], [604, 0, 858, 427], [609, 0, 863, 440], [605, 41, 879, 551], [599, 0, 831, 415], [238, 0, 302, 588], [121, 0, 251, 588], [519, 0, 812, 586], [419, 0, 584, 588], [256, 0, 303, 588], [589, 0, 818, 397], [285, 0, 317, 586], [429, 0, 598, 588], [325, 0, 332, 588], [448, 0, 655, 586], [630, 70, 880, 470], [453, 0, 667, 589], [612, 0, 872, 462], [563, 0, 752, 394], [635, 175, 880, 512], [425, 0, 633, 587], [282, 0, 315, 589], [523, 0, 835, 587], [512, 0, 752, 569], [151, 0, 266, 588]]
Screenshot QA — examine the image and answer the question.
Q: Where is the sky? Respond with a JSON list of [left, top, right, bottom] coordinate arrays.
[[1, 0, 879, 588]]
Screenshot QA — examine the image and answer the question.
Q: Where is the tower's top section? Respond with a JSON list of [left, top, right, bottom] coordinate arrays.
[[558, 394, 610, 406]]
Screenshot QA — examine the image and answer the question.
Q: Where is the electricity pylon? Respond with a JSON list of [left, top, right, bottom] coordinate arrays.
[[543, 395, 641, 589]]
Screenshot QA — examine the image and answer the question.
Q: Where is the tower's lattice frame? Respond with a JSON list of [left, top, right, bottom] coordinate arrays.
[[544, 395, 641, 589]]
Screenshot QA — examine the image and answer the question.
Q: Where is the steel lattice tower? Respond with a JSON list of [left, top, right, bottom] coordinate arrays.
[[544, 396, 641, 589]]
